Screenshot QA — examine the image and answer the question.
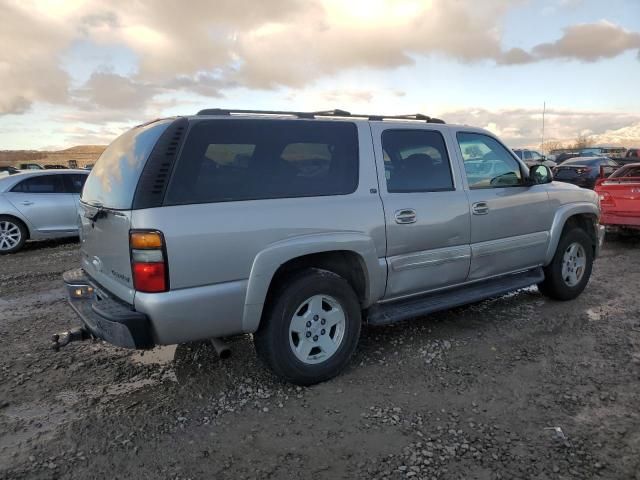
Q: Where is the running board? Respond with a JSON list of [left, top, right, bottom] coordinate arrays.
[[367, 268, 544, 326]]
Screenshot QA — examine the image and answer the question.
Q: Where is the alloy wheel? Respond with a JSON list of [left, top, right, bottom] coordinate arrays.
[[0, 220, 21, 251], [288, 294, 346, 365], [561, 242, 586, 287]]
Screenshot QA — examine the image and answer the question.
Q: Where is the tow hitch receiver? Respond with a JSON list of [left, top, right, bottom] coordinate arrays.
[[51, 327, 91, 351]]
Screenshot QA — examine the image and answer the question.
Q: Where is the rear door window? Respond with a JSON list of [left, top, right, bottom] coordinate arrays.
[[165, 120, 359, 205], [11, 175, 65, 193]]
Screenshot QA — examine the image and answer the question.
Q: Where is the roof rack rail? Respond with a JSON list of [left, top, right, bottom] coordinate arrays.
[[196, 108, 445, 124]]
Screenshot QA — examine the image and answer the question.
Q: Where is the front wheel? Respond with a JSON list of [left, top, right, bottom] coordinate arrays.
[[538, 228, 593, 300], [254, 269, 362, 386]]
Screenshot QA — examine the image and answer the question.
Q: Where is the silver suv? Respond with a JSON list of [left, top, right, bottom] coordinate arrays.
[[62, 109, 604, 385]]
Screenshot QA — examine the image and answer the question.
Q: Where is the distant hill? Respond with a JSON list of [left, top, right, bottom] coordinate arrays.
[[0, 145, 106, 168]]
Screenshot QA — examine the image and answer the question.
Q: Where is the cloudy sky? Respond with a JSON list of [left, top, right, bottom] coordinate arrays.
[[1, 0, 639, 150]]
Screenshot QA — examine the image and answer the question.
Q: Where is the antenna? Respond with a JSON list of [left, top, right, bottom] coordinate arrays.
[[541, 101, 546, 155]]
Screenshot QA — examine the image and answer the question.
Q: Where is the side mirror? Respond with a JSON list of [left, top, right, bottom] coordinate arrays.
[[528, 164, 552, 185]]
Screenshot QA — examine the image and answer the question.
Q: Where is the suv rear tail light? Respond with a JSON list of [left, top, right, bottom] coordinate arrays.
[[130, 230, 168, 293], [598, 191, 615, 206]]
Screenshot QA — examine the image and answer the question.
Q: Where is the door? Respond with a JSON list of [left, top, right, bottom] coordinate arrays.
[[5, 174, 78, 233], [455, 131, 553, 280], [372, 124, 471, 299]]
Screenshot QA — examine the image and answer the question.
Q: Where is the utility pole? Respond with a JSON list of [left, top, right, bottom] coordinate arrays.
[[541, 101, 546, 155]]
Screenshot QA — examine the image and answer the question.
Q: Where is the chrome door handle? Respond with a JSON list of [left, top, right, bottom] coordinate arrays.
[[472, 202, 489, 215], [20, 201, 34, 206], [395, 209, 417, 224]]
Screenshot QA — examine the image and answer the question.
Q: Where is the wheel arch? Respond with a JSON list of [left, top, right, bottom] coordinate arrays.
[[241, 232, 386, 333], [544, 203, 599, 264]]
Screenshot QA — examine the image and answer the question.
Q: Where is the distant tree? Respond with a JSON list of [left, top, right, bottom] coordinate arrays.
[[543, 140, 565, 154], [572, 134, 594, 150]]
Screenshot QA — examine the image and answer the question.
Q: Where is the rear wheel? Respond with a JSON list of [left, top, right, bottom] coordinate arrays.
[[254, 269, 361, 385], [0, 216, 27, 254], [538, 228, 593, 300]]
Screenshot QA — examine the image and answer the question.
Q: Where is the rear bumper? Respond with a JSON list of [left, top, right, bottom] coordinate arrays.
[[601, 212, 640, 228], [63, 268, 154, 349]]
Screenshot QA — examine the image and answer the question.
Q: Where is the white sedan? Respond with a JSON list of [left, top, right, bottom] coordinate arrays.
[[0, 170, 89, 253]]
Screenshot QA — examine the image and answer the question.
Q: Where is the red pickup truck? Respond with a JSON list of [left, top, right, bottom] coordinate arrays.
[[595, 163, 640, 231]]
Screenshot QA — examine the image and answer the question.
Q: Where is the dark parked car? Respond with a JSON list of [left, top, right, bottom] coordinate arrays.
[[19, 163, 44, 170], [617, 148, 640, 166], [0, 166, 21, 176], [553, 157, 619, 189], [555, 152, 581, 164], [512, 149, 556, 168], [44, 164, 68, 169]]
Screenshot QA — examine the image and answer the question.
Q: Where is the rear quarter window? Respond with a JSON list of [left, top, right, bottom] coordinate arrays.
[[165, 119, 359, 205]]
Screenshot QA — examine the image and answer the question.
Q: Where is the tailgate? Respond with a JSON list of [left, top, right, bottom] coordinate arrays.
[[76, 118, 175, 304], [79, 203, 135, 304]]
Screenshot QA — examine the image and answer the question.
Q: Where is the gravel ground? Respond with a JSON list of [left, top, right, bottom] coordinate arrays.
[[1, 235, 639, 479]]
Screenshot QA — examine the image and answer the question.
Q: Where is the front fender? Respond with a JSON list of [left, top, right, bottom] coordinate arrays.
[[0, 195, 33, 237], [544, 202, 600, 264], [241, 232, 385, 333]]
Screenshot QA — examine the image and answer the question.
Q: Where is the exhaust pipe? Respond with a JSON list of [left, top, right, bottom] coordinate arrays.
[[210, 338, 231, 359]]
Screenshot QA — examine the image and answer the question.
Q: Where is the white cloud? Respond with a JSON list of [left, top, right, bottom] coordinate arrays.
[[1, 0, 640, 148], [0, 1, 72, 114], [532, 21, 640, 62], [442, 108, 640, 148]]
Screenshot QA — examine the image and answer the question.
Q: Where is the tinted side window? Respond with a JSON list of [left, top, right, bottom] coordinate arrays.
[[457, 133, 522, 189], [382, 130, 454, 193], [65, 174, 88, 194], [11, 175, 65, 193], [165, 120, 359, 205]]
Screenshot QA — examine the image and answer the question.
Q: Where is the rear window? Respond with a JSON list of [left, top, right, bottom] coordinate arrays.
[[81, 119, 173, 209], [562, 157, 606, 166], [611, 165, 640, 178], [165, 119, 358, 205]]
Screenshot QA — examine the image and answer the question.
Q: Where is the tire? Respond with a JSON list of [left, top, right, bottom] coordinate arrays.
[[0, 215, 27, 254], [254, 268, 362, 386], [538, 228, 593, 301]]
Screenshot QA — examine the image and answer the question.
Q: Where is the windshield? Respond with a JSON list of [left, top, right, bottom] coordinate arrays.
[[81, 119, 172, 209]]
